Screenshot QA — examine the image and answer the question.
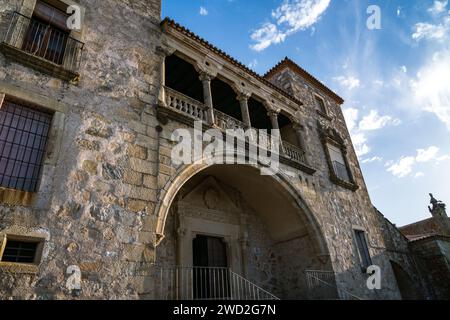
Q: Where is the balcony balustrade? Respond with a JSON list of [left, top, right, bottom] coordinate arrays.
[[161, 86, 309, 168]]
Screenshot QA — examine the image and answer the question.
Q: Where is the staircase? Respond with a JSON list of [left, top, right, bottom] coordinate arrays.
[[153, 266, 279, 300], [305, 270, 363, 300]]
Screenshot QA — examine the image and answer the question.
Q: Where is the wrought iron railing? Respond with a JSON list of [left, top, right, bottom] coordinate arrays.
[[1, 11, 84, 74], [154, 266, 279, 300], [305, 270, 362, 300], [164, 86, 208, 122]]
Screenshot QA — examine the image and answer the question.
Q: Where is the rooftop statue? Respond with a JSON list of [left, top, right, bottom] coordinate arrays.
[[429, 193, 447, 217]]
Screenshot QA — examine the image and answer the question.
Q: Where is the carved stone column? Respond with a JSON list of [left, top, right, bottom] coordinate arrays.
[[156, 45, 175, 107], [237, 92, 252, 128], [267, 110, 280, 131], [199, 72, 215, 125]]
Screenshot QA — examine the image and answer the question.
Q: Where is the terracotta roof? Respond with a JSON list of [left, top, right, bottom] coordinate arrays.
[[405, 233, 437, 242], [264, 57, 344, 104], [161, 18, 311, 108]]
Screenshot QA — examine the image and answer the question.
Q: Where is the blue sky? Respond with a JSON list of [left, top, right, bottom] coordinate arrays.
[[162, 0, 450, 226]]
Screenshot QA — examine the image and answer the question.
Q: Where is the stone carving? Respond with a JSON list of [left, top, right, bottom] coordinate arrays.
[[204, 187, 220, 209], [428, 193, 447, 217]]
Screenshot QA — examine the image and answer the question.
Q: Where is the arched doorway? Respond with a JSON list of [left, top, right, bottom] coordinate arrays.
[[154, 163, 332, 299]]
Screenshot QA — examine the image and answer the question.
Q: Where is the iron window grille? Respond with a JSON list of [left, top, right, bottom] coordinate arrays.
[[1, 239, 39, 264], [0, 99, 52, 192]]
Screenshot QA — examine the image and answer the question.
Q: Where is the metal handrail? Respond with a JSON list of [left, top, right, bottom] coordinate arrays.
[[154, 266, 279, 300], [305, 270, 363, 300], [2, 11, 84, 72]]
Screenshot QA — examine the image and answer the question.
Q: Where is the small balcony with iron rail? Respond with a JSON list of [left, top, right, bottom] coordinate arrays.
[[0, 11, 84, 82]]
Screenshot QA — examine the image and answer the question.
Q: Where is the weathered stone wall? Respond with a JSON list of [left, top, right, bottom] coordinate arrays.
[[410, 238, 450, 299], [0, 0, 432, 300], [0, 0, 163, 299]]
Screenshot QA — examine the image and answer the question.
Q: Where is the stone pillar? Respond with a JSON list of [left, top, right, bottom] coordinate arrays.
[[268, 110, 280, 131], [237, 92, 252, 128], [156, 45, 175, 107], [199, 72, 215, 125], [157, 56, 166, 106]]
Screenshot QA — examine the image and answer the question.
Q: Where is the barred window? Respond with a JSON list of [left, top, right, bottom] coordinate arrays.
[[1, 239, 39, 264], [22, 0, 70, 65], [0, 99, 52, 192]]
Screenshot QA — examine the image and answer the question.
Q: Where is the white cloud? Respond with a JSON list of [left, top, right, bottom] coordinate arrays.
[[412, 19, 450, 41], [409, 50, 450, 130], [199, 7, 208, 16], [414, 172, 425, 179], [412, 4, 450, 42], [343, 108, 399, 158], [333, 75, 361, 90], [428, 0, 448, 15], [248, 59, 258, 69], [361, 156, 383, 164], [250, 0, 331, 51], [416, 146, 440, 162], [387, 146, 449, 178], [387, 156, 416, 178], [343, 108, 370, 157], [359, 110, 401, 131], [250, 23, 286, 52], [436, 155, 450, 163], [373, 79, 384, 86]]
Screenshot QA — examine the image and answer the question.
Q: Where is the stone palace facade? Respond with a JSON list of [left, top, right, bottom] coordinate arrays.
[[0, 0, 449, 300]]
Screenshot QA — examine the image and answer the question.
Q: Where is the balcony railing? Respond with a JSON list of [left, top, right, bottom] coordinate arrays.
[[161, 86, 309, 167], [282, 140, 307, 164], [154, 266, 279, 300], [1, 11, 84, 80], [214, 109, 247, 131], [165, 86, 208, 122]]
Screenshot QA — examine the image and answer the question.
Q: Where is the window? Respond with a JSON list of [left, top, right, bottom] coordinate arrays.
[[315, 95, 327, 115], [22, 0, 71, 65], [0, 239, 39, 264], [327, 143, 350, 182], [0, 99, 53, 192], [354, 230, 372, 270]]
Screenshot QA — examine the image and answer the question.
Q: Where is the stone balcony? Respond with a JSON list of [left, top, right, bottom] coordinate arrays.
[[159, 86, 315, 174]]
